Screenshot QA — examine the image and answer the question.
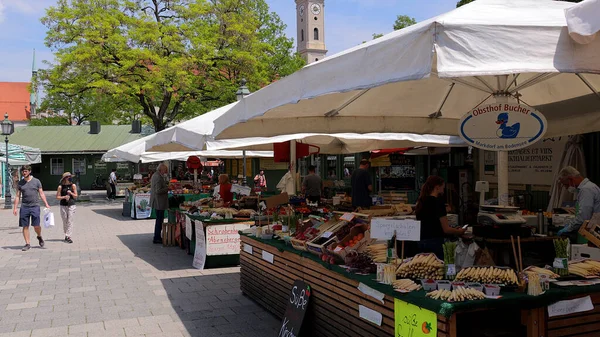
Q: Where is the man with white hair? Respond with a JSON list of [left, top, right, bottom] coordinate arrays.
[[150, 163, 169, 244], [556, 166, 600, 240]]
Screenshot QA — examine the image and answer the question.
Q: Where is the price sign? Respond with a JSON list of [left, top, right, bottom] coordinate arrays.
[[371, 219, 421, 241], [395, 299, 437, 337], [278, 280, 311, 337]]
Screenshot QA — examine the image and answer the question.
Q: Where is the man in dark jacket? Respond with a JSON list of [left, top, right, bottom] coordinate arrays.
[[150, 163, 169, 244]]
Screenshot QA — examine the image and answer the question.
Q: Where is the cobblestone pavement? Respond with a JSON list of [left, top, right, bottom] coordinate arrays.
[[0, 197, 279, 337]]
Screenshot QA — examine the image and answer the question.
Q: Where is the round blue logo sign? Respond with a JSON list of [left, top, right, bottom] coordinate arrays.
[[458, 103, 547, 151]]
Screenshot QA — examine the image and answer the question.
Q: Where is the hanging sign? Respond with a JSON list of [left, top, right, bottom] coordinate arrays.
[[278, 280, 311, 337], [395, 299, 437, 337], [205, 223, 252, 256], [134, 193, 151, 219], [371, 218, 421, 241], [458, 103, 547, 152]]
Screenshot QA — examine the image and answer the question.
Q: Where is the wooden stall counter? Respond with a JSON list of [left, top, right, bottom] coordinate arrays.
[[240, 234, 600, 337]]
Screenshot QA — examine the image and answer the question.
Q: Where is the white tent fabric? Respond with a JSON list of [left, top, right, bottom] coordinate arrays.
[[143, 103, 237, 152], [546, 135, 587, 211], [207, 133, 466, 154], [102, 132, 272, 163], [565, 0, 600, 45], [212, 0, 600, 140]]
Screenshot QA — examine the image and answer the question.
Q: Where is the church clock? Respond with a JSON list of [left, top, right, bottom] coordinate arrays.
[[311, 3, 321, 15]]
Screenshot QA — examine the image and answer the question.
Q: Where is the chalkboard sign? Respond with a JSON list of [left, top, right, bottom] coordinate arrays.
[[278, 280, 311, 337]]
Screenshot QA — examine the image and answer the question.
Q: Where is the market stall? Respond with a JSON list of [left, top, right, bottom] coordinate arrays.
[[240, 233, 600, 337]]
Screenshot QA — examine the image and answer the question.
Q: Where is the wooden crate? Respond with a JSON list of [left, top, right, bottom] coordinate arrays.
[[380, 191, 408, 205], [579, 217, 600, 248], [162, 223, 177, 247]]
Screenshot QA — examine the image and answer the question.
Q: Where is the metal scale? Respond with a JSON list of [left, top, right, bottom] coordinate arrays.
[[474, 181, 527, 238]]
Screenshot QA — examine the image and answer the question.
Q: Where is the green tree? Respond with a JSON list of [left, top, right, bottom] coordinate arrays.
[[29, 116, 71, 126], [40, 0, 304, 132], [393, 15, 416, 30]]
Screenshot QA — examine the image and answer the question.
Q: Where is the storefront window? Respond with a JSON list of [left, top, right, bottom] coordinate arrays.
[[50, 158, 64, 175], [327, 156, 337, 180], [72, 158, 86, 175]]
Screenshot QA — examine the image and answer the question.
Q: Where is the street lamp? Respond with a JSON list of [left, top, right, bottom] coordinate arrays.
[[1, 113, 15, 209], [236, 79, 251, 186]]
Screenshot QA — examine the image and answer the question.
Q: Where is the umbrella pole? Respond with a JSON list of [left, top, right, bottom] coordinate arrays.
[[291, 140, 297, 194], [495, 83, 510, 206], [242, 150, 247, 186]]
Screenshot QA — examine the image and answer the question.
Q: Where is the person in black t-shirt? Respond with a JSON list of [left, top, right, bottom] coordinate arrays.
[[414, 176, 466, 259], [351, 159, 373, 209]]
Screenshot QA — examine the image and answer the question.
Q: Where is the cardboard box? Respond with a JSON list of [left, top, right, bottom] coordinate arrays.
[[571, 244, 600, 260], [264, 192, 289, 209]]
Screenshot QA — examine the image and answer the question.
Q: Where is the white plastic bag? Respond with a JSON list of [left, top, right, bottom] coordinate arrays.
[[43, 209, 55, 229]]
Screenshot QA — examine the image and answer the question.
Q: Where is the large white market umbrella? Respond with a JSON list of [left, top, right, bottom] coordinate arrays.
[[102, 133, 273, 163], [212, 0, 600, 204], [565, 0, 600, 45], [207, 133, 466, 154]]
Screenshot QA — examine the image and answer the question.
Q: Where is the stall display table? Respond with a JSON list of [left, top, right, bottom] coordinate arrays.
[[240, 234, 600, 337]]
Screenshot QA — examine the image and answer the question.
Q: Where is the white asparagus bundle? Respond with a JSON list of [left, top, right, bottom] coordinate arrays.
[[455, 267, 518, 285], [525, 266, 559, 279], [366, 244, 388, 263], [526, 271, 543, 296], [396, 254, 444, 280], [382, 264, 397, 284], [569, 260, 600, 277], [392, 279, 422, 292], [426, 287, 485, 302]]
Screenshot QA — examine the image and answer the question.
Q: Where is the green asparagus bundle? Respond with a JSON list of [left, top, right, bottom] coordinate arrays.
[[553, 238, 569, 277], [443, 241, 458, 280]]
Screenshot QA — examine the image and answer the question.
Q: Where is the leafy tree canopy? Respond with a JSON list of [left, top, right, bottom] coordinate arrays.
[[393, 15, 416, 31], [40, 0, 305, 131]]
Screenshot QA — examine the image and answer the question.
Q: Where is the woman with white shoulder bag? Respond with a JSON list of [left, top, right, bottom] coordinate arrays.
[[56, 172, 77, 243]]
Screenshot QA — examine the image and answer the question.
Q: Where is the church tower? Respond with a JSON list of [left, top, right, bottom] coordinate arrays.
[[295, 0, 327, 64]]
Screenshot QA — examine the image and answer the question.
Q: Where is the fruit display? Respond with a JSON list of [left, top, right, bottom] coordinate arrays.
[[365, 243, 388, 263], [525, 266, 559, 279], [455, 267, 519, 285], [568, 260, 600, 277], [443, 241, 457, 280], [396, 254, 444, 280], [294, 226, 320, 241], [426, 287, 486, 302], [345, 252, 376, 274], [392, 279, 422, 292], [553, 238, 570, 276]]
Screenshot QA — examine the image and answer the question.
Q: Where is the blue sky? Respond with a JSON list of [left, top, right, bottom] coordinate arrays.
[[0, 0, 458, 83]]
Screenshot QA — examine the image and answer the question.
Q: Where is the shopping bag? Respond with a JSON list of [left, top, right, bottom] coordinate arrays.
[[43, 209, 55, 229]]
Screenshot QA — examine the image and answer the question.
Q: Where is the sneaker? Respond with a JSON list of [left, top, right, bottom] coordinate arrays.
[[22, 244, 31, 251], [37, 236, 45, 248], [65, 237, 73, 244], [153, 239, 162, 244]]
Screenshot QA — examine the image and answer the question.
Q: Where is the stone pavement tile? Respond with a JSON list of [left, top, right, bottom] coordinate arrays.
[[0, 324, 16, 334], [137, 314, 174, 326], [51, 316, 87, 327], [34, 310, 69, 322], [68, 322, 104, 334], [209, 300, 242, 309], [123, 323, 161, 336], [118, 309, 152, 319], [146, 332, 183, 337], [25, 295, 54, 302], [7, 279, 33, 285], [0, 330, 31, 337], [103, 318, 140, 330], [14, 320, 52, 331], [30, 326, 68, 337], [87, 328, 126, 337], [6, 302, 39, 310]]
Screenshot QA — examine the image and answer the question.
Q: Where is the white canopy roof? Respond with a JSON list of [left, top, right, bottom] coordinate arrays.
[[207, 133, 466, 154], [102, 131, 272, 163], [212, 0, 600, 140], [565, 0, 600, 44]]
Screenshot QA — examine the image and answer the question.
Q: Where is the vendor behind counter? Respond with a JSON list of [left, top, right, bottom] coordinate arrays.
[[405, 175, 466, 259]]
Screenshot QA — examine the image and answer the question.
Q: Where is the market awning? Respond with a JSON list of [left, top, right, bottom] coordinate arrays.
[[0, 143, 41, 166]]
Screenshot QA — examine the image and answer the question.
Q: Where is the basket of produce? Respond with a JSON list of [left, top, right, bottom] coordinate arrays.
[[393, 279, 422, 293], [455, 266, 519, 286], [365, 243, 388, 264], [306, 220, 349, 256], [344, 251, 377, 274], [327, 223, 371, 261], [396, 253, 445, 280]]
